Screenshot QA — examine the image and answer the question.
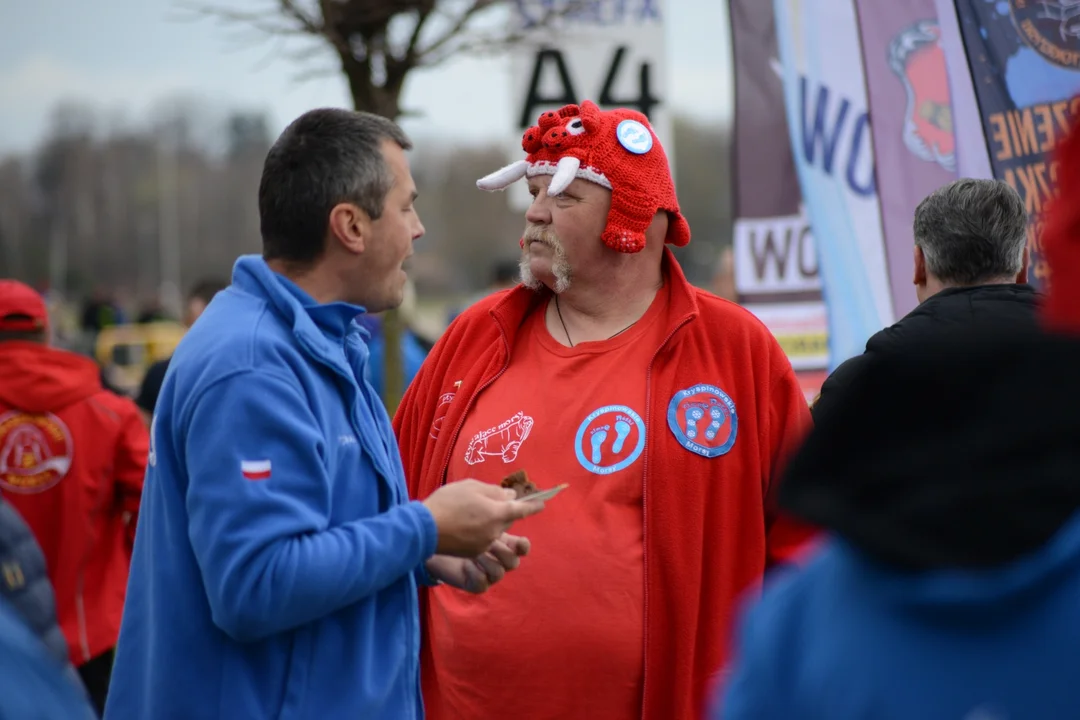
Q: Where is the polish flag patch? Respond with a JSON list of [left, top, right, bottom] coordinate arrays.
[[240, 460, 272, 481]]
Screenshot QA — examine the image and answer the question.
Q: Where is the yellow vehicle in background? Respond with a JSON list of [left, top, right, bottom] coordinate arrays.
[[95, 322, 187, 397]]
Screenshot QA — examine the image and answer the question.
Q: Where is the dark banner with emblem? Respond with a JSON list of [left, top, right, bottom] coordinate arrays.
[[729, 0, 828, 403], [948, 0, 1080, 286], [854, 0, 959, 319]]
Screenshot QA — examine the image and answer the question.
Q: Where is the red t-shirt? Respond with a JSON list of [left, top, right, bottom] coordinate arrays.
[[427, 285, 671, 720]]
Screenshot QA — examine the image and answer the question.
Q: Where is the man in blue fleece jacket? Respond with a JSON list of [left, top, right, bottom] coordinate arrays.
[[105, 108, 544, 719]]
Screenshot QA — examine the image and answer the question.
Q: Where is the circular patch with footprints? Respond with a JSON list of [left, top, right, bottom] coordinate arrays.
[[574, 405, 646, 475], [667, 384, 738, 458]]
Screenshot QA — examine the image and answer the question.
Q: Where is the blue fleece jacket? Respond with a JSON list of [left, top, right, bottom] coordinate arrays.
[[105, 256, 439, 720], [718, 510, 1080, 720]]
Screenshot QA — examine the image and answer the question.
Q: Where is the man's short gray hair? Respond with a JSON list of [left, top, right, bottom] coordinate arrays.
[[913, 178, 1028, 285], [259, 108, 412, 265]]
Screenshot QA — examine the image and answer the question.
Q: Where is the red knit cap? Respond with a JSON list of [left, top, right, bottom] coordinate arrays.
[[477, 100, 691, 254], [1043, 112, 1080, 334]]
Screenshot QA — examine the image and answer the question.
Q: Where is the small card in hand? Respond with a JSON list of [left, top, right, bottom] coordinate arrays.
[[518, 484, 569, 503], [500, 470, 568, 503]]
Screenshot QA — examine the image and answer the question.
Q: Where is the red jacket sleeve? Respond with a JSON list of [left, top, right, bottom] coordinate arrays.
[[113, 400, 148, 551], [763, 354, 819, 567]]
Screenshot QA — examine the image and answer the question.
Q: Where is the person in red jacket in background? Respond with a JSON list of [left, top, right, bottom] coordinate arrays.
[[393, 101, 815, 720], [0, 279, 146, 716]]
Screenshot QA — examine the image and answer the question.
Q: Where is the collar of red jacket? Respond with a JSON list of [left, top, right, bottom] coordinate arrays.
[[481, 247, 701, 343]]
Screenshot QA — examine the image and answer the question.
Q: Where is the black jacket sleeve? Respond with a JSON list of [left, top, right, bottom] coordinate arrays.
[[810, 353, 870, 425], [135, 358, 170, 413]]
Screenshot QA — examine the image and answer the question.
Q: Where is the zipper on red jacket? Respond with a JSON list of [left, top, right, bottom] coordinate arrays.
[[72, 453, 98, 665], [437, 323, 511, 487], [76, 573, 91, 662], [640, 313, 694, 718], [75, 513, 96, 663]]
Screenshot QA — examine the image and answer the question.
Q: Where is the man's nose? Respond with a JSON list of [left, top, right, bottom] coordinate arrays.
[[525, 193, 551, 225]]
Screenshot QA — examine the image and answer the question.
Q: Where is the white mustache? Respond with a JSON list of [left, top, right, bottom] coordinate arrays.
[[523, 229, 556, 248]]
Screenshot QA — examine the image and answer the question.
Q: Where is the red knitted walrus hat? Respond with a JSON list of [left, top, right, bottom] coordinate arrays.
[[476, 100, 691, 254]]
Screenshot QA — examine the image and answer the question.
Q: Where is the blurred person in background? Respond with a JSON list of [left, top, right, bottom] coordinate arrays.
[[135, 298, 168, 324], [134, 278, 226, 423], [0, 280, 147, 716], [357, 278, 430, 397], [395, 101, 814, 720], [711, 245, 737, 302], [717, 121, 1080, 720], [812, 178, 1035, 422], [447, 258, 521, 324], [79, 288, 125, 337]]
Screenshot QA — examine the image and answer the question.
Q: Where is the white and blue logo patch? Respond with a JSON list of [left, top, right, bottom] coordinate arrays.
[[667, 384, 738, 458], [574, 405, 646, 475], [616, 119, 653, 154]]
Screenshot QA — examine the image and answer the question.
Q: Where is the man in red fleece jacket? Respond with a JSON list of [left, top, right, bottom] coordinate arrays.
[[393, 101, 815, 720], [0, 280, 146, 715]]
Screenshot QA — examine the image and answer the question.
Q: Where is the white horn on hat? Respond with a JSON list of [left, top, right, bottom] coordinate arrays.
[[547, 156, 581, 196], [476, 160, 529, 191]]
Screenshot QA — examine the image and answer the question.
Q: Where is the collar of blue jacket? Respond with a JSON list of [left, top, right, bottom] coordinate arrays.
[[233, 253, 370, 346]]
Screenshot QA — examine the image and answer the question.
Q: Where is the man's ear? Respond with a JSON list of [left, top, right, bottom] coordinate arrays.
[[328, 202, 369, 255], [1017, 246, 1029, 284], [913, 245, 927, 286]]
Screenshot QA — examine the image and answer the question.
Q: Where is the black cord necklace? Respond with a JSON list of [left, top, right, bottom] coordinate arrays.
[[554, 295, 638, 348]]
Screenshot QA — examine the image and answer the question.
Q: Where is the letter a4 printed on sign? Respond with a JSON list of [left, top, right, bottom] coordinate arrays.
[[241, 459, 272, 481]]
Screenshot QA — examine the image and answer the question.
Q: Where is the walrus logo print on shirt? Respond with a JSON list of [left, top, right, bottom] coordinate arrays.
[[464, 411, 534, 465]]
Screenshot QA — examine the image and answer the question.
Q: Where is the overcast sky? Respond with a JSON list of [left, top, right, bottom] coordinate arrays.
[[0, 0, 732, 155]]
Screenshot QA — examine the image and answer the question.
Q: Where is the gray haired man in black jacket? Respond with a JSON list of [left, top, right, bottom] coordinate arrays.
[[812, 178, 1038, 422]]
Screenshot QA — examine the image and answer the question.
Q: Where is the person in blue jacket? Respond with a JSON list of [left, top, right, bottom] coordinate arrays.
[[716, 326, 1080, 720], [0, 597, 95, 720], [105, 108, 545, 720], [355, 311, 429, 398]]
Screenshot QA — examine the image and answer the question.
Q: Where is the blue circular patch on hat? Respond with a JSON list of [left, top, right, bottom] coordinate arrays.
[[616, 119, 653, 154]]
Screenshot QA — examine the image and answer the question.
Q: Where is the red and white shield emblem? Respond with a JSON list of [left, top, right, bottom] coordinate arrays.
[[889, 20, 956, 172]]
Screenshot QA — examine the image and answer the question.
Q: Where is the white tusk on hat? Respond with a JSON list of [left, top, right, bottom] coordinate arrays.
[[547, 156, 581, 196], [476, 160, 529, 191]]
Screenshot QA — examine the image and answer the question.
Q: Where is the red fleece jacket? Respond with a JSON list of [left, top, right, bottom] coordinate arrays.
[[394, 250, 815, 719], [0, 341, 146, 665]]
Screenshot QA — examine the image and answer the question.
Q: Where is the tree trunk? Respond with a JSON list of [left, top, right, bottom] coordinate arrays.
[[343, 55, 409, 415]]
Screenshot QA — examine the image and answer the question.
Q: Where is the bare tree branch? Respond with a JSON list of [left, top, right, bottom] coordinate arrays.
[[276, 0, 322, 34], [249, 34, 291, 74], [403, 7, 435, 64], [173, 0, 308, 36], [292, 65, 342, 84], [281, 41, 333, 64], [416, 0, 583, 68], [316, 0, 368, 59], [414, 0, 500, 64]]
